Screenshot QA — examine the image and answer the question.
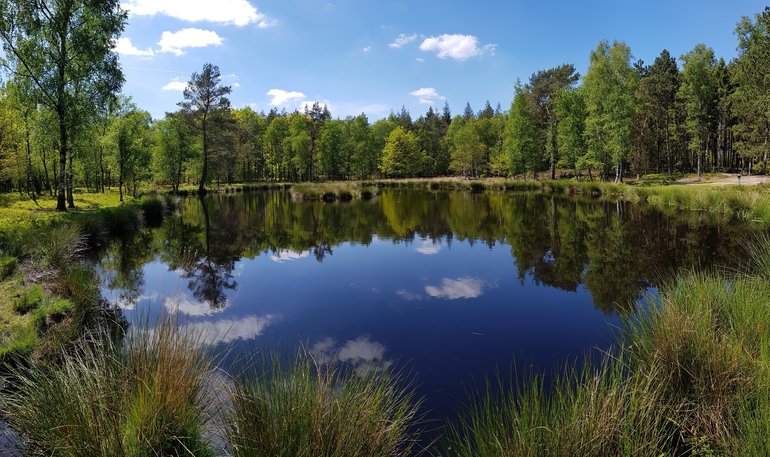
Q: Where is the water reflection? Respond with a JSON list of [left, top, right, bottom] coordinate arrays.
[[312, 336, 394, 375], [100, 189, 752, 314], [424, 277, 489, 300]]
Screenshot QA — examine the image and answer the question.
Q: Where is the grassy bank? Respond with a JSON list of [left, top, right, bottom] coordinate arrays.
[[292, 178, 770, 225]]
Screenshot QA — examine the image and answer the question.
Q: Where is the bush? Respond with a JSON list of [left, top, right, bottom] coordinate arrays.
[[140, 198, 165, 227]]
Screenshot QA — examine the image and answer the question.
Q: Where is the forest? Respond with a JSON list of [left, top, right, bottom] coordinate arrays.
[[1, 4, 769, 210]]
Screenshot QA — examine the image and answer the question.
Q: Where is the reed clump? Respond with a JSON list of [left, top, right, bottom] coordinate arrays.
[[3, 319, 215, 457], [227, 356, 421, 457]]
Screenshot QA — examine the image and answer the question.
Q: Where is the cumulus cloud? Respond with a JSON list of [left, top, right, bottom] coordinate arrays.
[[389, 33, 417, 48], [270, 249, 310, 263], [124, 0, 275, 28], [410, 87, 445, 105], [396, 289, 422, 301], [311, 336, 393, 375], [158, 28, 223, 56], [162, 77, 188, 91], [113, 37, 154, 57], [164, 293, 224, 316], [419, 34, 495, 61], [414, 238, 441, 255], [266, 88, 306, 106], [182, 314, 276, 344], [362, 46, 372, 53], [425, 277, 485, 300]]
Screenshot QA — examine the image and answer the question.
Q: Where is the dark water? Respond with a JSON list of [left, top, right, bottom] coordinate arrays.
[[98, 189, 755, 423]]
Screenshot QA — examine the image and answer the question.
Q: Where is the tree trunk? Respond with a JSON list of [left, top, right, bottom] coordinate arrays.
[[57, 108, 67, 211], [67, 152, 74, 208], [761, 126, 769, 175], [24, 121, 37, 203], [665, 111, 672, 175], [550, 121, 557, 180], [199, 115, 208, 195]]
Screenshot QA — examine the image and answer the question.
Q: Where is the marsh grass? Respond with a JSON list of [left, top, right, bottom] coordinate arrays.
[[291, 182, 379, 201], [227, 355, 421, 457], [3, 318, 215, 457]]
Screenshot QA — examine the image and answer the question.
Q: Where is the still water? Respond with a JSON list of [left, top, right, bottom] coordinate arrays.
[[98, 189, 754, 422]]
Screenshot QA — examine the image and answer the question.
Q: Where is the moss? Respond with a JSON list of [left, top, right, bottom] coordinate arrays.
[[0, 256, 17, 279], [11, 284, 45, 314]]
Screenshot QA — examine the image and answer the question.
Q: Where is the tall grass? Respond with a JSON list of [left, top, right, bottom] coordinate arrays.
[[227, 355, 421, 457], [3, 318, 215, 457]]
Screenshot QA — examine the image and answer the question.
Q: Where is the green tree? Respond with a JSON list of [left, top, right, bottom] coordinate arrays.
[[448, 118, 487, 177], [583, 40, 639, 182], [504, 85, 545, 178], [678, 44, 717, 176], [347, 114, 377, 179], [638, 50, 680, 174], [554, 87, 589, 177], [152, 113, 195, 192], [733, 7, 770, 174], [107, 100, 151, 201], [0, 0, 126, 210], [180, 63, 231, 194], [379, 126, 425, 178], [528, 65, 580, 179]]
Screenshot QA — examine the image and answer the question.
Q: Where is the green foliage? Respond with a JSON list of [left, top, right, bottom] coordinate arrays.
[[379, 126, 426, 178], [583, 40, 640, 182], [505, 86, 545, 178]]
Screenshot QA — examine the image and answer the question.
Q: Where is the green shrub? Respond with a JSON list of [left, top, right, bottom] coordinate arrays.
[[140, 198, 165, 227]]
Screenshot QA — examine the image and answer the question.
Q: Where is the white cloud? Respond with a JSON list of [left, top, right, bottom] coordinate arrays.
[[162, 77, 188, 91], [389, 33, 417, 49], [270, 249, 309, 263], [311, 336, 393, 375], [415, 238, 441, 255], [164, 293, 223, 316], [183, 314, 276, 344], [266, 88, 306, 106], [425, 277, 485, 300], [158, 28, 223, 56], [410, 87, 445, 105], [415, 57, 425, 63], [124, 0, 275, 28], [113, 37, 154, 57], [419, 34, 495, 61], [396, 289, 422, 301], [362, 46, 372, 53]]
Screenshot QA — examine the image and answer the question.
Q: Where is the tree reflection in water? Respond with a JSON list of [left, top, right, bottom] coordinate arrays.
[[100, 189, 755, 313]]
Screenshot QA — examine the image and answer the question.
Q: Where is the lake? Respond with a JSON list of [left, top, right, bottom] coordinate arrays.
[[97, 188, 754, 424]]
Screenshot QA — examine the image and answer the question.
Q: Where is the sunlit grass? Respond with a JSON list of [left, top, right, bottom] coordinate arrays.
[[3, 318, 215, 457], [227, 355, 421, 457]]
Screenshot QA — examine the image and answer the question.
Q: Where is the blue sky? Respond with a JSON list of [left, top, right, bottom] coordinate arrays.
[[116, 0, 766, 120]]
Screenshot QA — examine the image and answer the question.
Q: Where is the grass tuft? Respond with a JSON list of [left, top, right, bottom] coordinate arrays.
[[228, 354, 421, 457]]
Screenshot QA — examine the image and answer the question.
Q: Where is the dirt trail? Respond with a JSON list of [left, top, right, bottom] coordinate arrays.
[[675, 173, 770, 186]]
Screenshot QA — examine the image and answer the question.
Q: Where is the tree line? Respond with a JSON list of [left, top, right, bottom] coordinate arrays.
[[1, 2, 769, 210]]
